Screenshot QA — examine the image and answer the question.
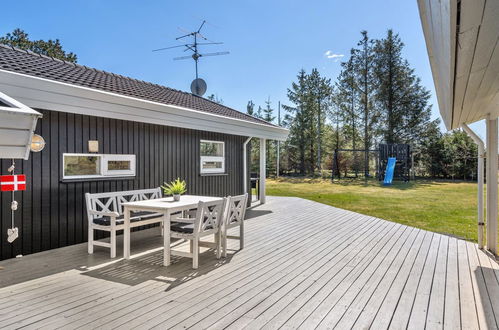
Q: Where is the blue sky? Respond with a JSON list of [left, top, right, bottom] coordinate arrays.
[[1, 0, 485, 137]]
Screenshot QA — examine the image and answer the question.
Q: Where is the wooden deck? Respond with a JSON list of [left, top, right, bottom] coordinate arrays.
[[0, 196, 498, 329]]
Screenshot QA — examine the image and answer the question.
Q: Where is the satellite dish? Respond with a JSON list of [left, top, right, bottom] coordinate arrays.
[[191, 78, 207, 96]]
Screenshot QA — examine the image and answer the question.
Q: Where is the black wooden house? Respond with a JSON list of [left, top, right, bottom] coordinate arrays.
[[0, 45, 288, 260]]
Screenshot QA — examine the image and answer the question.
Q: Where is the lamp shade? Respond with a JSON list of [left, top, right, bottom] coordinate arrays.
[[0, 91, 42, 160]]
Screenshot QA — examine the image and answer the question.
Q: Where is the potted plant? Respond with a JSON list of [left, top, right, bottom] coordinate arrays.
[[161, 178, 187, 201]]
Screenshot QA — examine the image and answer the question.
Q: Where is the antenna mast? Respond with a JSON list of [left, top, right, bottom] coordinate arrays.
[[152, 20, 230, 96]]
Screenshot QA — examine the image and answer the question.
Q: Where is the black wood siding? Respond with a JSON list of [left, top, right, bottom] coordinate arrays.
[[0, 109, 250, 261]]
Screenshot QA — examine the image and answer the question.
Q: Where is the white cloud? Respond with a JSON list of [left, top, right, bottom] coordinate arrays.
[[324, 50, 344, 62]]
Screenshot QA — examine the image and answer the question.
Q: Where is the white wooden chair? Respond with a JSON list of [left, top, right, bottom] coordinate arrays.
[[221, 193, 248, 257], [168, 199, 225, 269], [85, 188, 163, 258]]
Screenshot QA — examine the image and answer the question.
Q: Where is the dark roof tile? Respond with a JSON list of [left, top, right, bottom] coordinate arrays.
[[0, 44, 274, 127]]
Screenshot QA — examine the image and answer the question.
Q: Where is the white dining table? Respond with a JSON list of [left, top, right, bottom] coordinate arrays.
[[122, 195, 223, 266]]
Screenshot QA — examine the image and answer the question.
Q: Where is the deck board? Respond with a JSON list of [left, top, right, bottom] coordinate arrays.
[[0, 196, 498, 329]]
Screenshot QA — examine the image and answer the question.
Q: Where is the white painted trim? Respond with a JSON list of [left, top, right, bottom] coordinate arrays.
[[102, 154, 136, 176], [0, 90, 42, 116], [62, 153, 136, 180], [242, 137, 252, 195], [0, 90, 42, 160], [417, 0, 456, 130], [462, 124, 485, 249], [200, 140, 225, 174], [485, 117, 498, 256], [0, 69, 289, 141]]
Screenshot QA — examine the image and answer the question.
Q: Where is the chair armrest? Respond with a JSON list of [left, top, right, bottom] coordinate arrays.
[[89, 210, 120, 218], [173, 217, 195, 224]]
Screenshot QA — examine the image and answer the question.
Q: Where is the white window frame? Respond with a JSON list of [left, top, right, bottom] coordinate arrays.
[[102, 154, 136, 176], [200, 140, 225, 174], [62, 153, 136, 179]]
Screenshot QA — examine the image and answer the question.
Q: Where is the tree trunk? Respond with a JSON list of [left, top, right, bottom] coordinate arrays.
[[317, 99, 322, 172], [351, 86, 357, 178], [364, 55, 370, 178], [299, 129, 306, 175], [387, 40, 394, 144], [310, 115, 315, 175]]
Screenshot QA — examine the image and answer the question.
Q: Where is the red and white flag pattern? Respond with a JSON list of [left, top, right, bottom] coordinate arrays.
[[0, 175, 26, 191]]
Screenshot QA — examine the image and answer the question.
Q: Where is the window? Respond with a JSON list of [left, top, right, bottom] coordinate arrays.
[[64, 155, 100, 177], [63, 153, 136, 179], [102, 154, 136, 176], [200, 140, 225, 174]]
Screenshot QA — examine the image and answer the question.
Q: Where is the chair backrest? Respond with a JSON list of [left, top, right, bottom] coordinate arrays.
[[85, 187, 162, 221], [85, 193, 118, 221], [193, 199, 225, 234], [224, 193, 248, 227], [115, 188, 162, 214]]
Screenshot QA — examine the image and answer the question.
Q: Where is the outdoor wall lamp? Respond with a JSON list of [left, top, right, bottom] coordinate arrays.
[[30, 134, 45, 153]]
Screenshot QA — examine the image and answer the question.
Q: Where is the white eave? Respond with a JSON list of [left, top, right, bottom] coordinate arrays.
[[0, 90, 42, 160], [0, 69, 289, 141], [418, 0, 499, 130]]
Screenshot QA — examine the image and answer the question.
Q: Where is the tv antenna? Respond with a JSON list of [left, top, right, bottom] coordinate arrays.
[[153, 20, 229, 96]]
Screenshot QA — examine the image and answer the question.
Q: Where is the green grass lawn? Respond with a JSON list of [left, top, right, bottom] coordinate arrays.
[[266, 177, 496, 247]]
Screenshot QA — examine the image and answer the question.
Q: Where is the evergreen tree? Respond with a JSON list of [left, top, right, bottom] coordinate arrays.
[[373, 29, 433, 144], [418, 120, 444, 177], [255, 106, 263, 119], [206, 94, 223, 104], [283, 69, 310, 174], [307, 69, 333, 172], [247, 100, 255, 116], [261, 98, 276, 174], [262, 97, 276, 123], [0, 28, 77, 63], [418, 120, 477, 179], [336, 53, 362, 176], [329, 90, 345, 177], [352, 31, 378, 176]]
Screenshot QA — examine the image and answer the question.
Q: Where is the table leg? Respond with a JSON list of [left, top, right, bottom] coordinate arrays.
[[124, 206, 131, 259], [163, 211, 171, 266]]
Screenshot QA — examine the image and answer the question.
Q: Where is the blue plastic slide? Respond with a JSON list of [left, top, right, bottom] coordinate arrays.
[[383, 157, 396, 185]]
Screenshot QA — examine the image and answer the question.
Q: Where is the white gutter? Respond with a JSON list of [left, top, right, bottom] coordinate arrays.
[[462, 124, 485, 249], [243, 137, 252, 196], [0, 69, 289, 141]]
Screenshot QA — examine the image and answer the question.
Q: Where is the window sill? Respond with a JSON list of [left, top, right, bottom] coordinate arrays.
[[200, 173, 228, 177], [61, 176, 136, 183]]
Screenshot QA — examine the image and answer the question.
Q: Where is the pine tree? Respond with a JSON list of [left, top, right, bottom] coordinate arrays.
[[206, 94, 223, 104], [336, 53, 361, 176], [352, 31, 378, 177], [329, 90, 343, 177], [307, 69, 333, 172], [262, 98, 276, 174], [247, 100, 255, 116], [0, 28, 77, 63], [373, 29, 433, 144], [262, 97, 276, 123], [255, 106, 263, 119], [283, 69, 309, 174]]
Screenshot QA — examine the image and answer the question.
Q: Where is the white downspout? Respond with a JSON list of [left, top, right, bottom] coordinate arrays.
[[462, 124, 485, 249], [243, 137, 252, 196]]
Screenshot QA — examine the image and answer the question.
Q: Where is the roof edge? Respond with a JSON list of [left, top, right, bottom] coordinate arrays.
[[0, 69, 289, 140], [0, 43, 276, 128]]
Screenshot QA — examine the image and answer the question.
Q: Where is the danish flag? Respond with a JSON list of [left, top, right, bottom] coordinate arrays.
[[0, 175, 26, 192]]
